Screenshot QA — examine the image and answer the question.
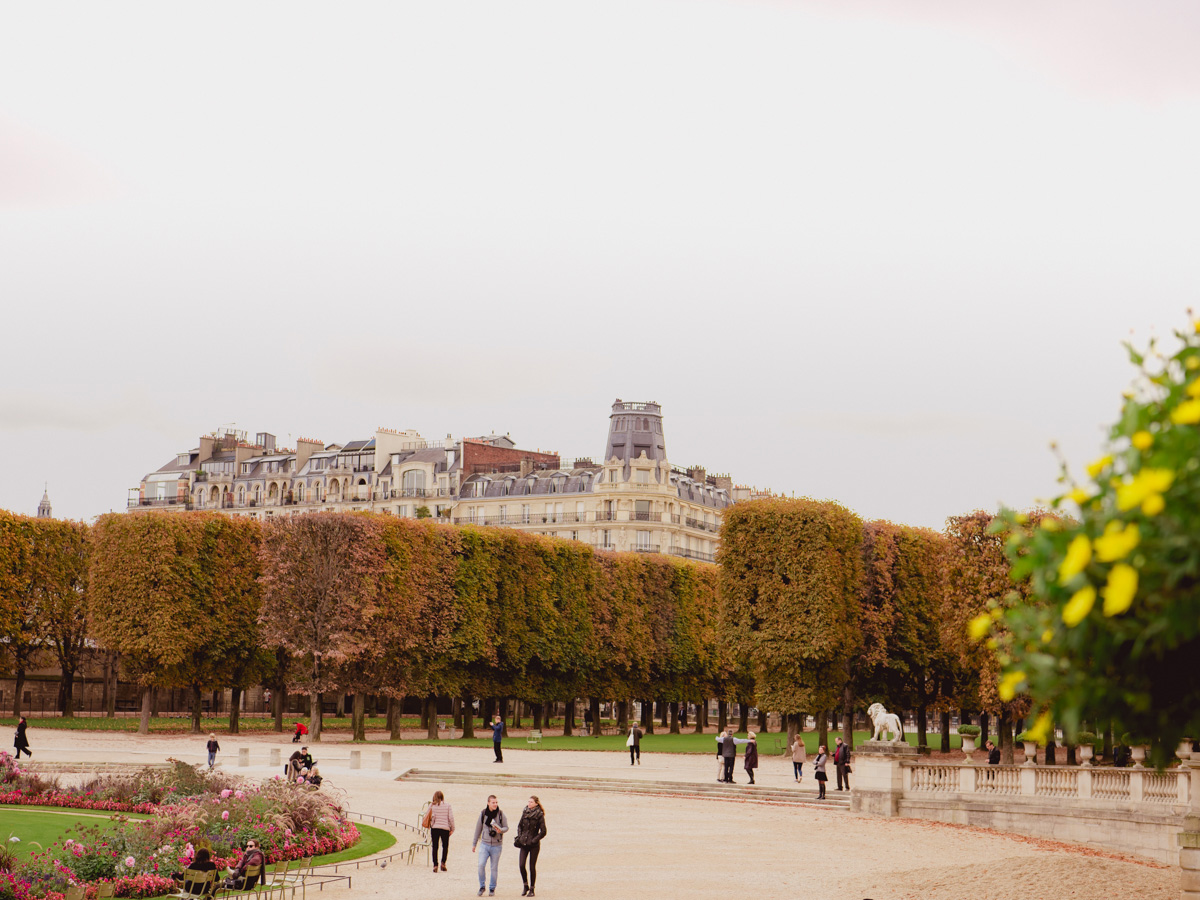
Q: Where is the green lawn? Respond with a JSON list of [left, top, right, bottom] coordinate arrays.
[[381, 729, 964, 753], [0, 806, 151, 859], [0, 716, 424, 734], [0, 806, 394, 867]]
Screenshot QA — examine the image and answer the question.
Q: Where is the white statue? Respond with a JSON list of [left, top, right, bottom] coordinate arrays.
[[867, 702, 905, 743]]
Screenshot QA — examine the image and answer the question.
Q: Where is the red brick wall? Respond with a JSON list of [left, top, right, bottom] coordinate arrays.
[[462, 440, 560, 476]]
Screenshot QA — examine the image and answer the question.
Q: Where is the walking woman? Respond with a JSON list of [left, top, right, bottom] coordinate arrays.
[[513, 795, 547, 897], [13, 716, 31, 758], [814, 744, 829, 799], [427, 790, 455, 873], [790, 732, 807, 783], [744, 731, 759, 784], [206, 733, 220, 769]]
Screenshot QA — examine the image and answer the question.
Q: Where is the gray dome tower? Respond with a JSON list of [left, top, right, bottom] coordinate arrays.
[[37, 486, 52, 519], [604, 399, 667, 464]]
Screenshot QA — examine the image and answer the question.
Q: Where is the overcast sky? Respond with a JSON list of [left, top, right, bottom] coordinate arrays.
[[3, 1, 1199, 530]]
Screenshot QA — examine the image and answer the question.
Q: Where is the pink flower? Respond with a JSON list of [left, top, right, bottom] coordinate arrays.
[[221, 811, 229, 821], [234, 791, 244, 799], [221, 789, 232, 799], [125, 856, 136, 867], [296, 777, 304, 784]]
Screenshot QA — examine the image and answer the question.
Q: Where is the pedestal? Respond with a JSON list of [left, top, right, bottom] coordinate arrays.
[[850, 741, 917, 817], [349, 749, 361, 770], [269, 748, 281, 768], [380, 751, 392, 771], [237, 748, 250, 767]]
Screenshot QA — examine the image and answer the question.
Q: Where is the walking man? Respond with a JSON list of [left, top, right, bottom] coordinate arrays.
[[834, 736, 851, 791], [492, 715, 504, 763], [471, 794, 509, 897], [627, 722, 643, 765]]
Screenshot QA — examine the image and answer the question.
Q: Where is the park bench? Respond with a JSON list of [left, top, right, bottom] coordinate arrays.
[[527, 729, 542, 746], [172, 869, 218, 900]]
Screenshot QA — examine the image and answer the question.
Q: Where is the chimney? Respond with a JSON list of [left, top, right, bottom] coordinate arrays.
[[296, 437, 323, 472], [519, 459, 534, 477], [712, 474, 733, 492], [687, 465, 706, 484], [198, 435, 215, 463]]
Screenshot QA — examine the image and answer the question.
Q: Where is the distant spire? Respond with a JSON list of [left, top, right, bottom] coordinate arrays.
[[37, 485, 52, 519]]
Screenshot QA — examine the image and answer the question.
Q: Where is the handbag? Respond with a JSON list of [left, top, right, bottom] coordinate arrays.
[[845, 764, 852, 773], [626, 733, 635, 747], [421, 808, 432, 830]]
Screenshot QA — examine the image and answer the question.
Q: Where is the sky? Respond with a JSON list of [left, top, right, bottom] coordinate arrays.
[[2, 1, 1199, 530]]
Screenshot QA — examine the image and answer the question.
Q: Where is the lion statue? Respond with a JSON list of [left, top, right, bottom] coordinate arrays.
[[867, 702, 905, 743]]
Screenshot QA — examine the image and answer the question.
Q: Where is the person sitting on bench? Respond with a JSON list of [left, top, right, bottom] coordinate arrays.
[[222, 840, 265, 890], [173, 848, 218, 894]]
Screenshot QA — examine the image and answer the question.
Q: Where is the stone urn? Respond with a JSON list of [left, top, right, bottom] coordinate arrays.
[[1022, 741, 1038, 765], [1178, 740, 1193, 761], [961, 736, 977, 754], [1079, 744, 1094, 766], [1130, 745, 1147, 768]]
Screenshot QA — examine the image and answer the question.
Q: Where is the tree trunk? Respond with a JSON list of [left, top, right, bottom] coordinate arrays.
[[980, 713, 990, 747], [842, 683, 854, 750], [658, 699, 667, 729], [757, 706, 768, 733], [642, 699, 654, 734], [589, 696, 602, 738], [137, 686, 152, 734], [694, 701, 705, 734], [615, 700, 627, 732], [939, 711, 951, 752], [272, 689, 284, 732], [453, 698, 463, 728], [787, 712, 799, 745], [679, 702, 688, 728], [309, 692, 322, 742], [738, 702, 749, 735], [106, 654, 118, 717], [230, 687, 242, 734], [59, 666, 77, 717], [532, 702, 543, 730], [13, 669, 25, 718], [100, 653, 111, 716], [212, 690, 222, 717], [717, 700, 727, 733], [916, 706, 928, 750], [344, 693, 361, 741], [999, 714, 1014, 764], [420, 699, 429, 730], [563, 699, 574, 736], [190, 685, 203, 734], [390, 697, 404, 739], [151, 687, 161, 717], [669, 701, 680, 734], [1066, 743, 1077, 765], [426, 695, 439, 739], [817, 709, 829, 750]]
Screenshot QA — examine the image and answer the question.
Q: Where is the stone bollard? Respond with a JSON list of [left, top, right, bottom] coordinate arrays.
[[269, 748, 280, 768], [238, 748, 250, 767], [1181, 831, 1200, 899], [350, 750, 361, 770], [380, 751, 392, 772]]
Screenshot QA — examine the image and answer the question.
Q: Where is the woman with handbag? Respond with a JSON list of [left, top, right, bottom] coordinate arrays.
[[426, 790, 455, 873], [513, 795, 547, 897], [814, 744, 829, 799], [743, 731, 759, 784]]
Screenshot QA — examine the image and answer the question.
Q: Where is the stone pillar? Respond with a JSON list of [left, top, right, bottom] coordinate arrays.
[[1178, 759, 1200, 899], [380, 751, 392, 772], [238, 748, 250, 767], [850, 741, 917, 817], [350, 749, 361, 770], [269, 748, 281, 768]]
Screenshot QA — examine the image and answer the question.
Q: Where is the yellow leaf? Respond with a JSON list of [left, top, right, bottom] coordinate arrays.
[[1102, 564, 1138, 616], [1093, 521, 1139, 563], [1171, 400, 1200, 425], [1062, 585, 1096, 627], [968, 613, 992, 642], [1058, 534, 1092, 584]]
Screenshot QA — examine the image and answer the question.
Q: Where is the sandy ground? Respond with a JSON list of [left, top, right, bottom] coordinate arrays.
[[10, 728, 1176, 900]]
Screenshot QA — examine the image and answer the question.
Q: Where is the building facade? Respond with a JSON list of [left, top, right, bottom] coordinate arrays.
[[129, 400, 732, 562]]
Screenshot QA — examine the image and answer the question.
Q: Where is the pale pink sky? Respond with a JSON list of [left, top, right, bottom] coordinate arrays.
[[2, 1, 1198, 528]]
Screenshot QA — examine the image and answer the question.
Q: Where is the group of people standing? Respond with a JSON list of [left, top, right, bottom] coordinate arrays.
[[423, 790, 548, 897], [715, 727, 759, 783]]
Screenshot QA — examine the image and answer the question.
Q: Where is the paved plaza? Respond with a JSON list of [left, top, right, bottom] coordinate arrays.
[[17, 728, 1176, 900]]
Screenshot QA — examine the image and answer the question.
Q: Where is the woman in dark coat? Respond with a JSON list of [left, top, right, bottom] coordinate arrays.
[[744, 731, 759, 784], [513, 795, 547, 897], [814, 744, 829, 799], [13, 717, 30, 758]]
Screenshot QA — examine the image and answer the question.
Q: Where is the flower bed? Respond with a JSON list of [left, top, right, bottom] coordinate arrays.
[[0, 755, 359, 899]]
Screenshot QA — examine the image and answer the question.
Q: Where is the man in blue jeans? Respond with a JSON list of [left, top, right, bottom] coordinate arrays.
[[471, 794, 509, 897], [492, 715, 504, 763]]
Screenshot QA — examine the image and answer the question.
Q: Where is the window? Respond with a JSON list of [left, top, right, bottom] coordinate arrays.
[[402, 469, 426, 495], [499, 505, 507, 524], [521, 504, 531, 524], [636, 468, 649, 484], [635, 500, 652, 521], [399, 505, 408, 517], [571, 531, 578, 541], [637, 531, 651, 550], [296, 484, 305, 502], [602, 529, 612, 549]]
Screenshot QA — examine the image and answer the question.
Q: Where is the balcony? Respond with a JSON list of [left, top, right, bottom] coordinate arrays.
[[684, 517, 720, 534], [670, 547, 717, 563], [128, 497, 192, 510], [633, 544, 661, 553]]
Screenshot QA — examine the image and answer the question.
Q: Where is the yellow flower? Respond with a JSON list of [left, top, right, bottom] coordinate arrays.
[[1062, 585, 1096, 627], [1067, 487, 1091, 506], [1041, 518, 1060, 532], [1086, 455, 1113, 479], [1142, 494, 1165, 516], [1171, 400, 1200, 425], [1025, 712, 1052, 745], [1188, 356, 1200, 371], [1131, 431, 1153, 450], [1194, 319, 1200, 334], [1102, 564, 1138, 616], [1188, 380, 1200, 398], [968, 613, 992, 642], [998, 670, 1026, 702], [1058, 534, 1092, 584], [1093, 521, 1139, 562], [1116, 468, 1175, 511], [1041, 629, 1054, 643]]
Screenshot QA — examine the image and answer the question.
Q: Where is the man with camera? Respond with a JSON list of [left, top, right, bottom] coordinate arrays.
[[471, 794, 509, 897]]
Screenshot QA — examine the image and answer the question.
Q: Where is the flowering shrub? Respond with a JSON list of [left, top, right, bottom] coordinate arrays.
[[987, 319, 1200, 763], [5, 761, 358, 899]]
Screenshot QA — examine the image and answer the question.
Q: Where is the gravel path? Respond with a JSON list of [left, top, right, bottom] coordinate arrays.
[[11, 727, 1175, 900]]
